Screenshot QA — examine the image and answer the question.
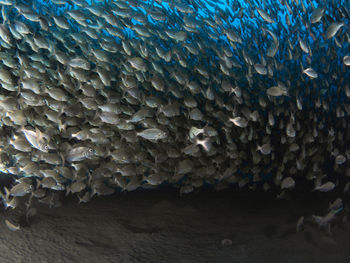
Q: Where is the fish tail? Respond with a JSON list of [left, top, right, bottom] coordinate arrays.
[[65, 186, 70, 197], [6, 135, 13, 148], [3, 186, 10, 199], [256, 144, 261, 152], [36, 178, 41, 189], [18, 125, 25, 135], [59, 152, 65, 167], [1, 6, 6, 25], [0, 191, 6, 207], [35, 126, 44, 143], [58, 118, 67, 133]]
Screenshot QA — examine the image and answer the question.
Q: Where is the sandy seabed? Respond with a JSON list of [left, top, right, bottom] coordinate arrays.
[[0, 188, 349, 263]]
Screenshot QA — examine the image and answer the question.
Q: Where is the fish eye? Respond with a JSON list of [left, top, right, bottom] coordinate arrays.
[[89, 148, 94, 153]]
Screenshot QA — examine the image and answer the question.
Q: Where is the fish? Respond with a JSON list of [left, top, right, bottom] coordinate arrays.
[[128, 57, 147, 72], [256, 8, 275, 23], [257, 142, 272, 155], [298, 36, 310, 54], [194, 137, 212, 152], [221, 239, 233, 246], [281, 177, 295, 189], [189, 126, 205, 139], [296, 216, 304, 232], [303, 68, 318, 78], [313, 182, 336, 192], [343, 56, 350, 66], [328, 198, 343, 211], [343, 172, 350, 187], [78, 192, 91, 203], [254, 64, 267, 75], [312, 208, 342, 228], [9, 182, 33, 197], [18, 126, 49, 152], [176, 159, 194, 175], [325, 22, 344, 39], [335, 155, 346, 165], [143, 173, 168, 186], [179, 184, 194, 195], [310, 7, 324, 24], [66, 181, 86, 195], [136, 128, 167, 141], [266, 86, 288, 96], [5, 219, 20, 231], [0, 24, 12, 46], [229, 117, 248, 128], [65, 146, 95, 163], [40, 177, 57, 189]]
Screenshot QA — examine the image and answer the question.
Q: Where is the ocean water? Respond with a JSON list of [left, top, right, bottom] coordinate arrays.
[[0, 0, 349, 205]]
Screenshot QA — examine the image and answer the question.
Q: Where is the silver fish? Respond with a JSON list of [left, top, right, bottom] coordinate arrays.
[[335, 155, 346, 165], [281, 177, 295, 189], [303, 68, 318, 78], [310, 7, 324, 24], [9, 182, 33, 197], [343, 56, 350, 66], [65, 147, 95, 162], [296, 216, 304, 232], [266, 86, 288, 96], [256, 8, 274, 23], [325, 22, 344, 39], [136, 128, 167, 141], [5, 219, 20, 231], [229, 117, 248, 128], [19, 126, 49, 152], [313, 182, 335, 192], [257, 142, 271, 155]]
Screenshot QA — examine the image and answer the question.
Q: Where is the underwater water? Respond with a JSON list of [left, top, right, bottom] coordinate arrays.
[[0, 0, 349, 251]]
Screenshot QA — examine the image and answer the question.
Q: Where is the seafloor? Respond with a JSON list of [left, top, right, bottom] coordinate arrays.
[[1, 187, 349, 263]]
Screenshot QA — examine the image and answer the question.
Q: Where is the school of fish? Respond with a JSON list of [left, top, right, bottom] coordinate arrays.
[[0, 0, 349, 230]]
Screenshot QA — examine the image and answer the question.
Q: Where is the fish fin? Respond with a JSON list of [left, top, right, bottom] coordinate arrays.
[[57, 104, 66, 119], [5, 219, 20, 231], [36, 178, 41, 189], [201, 123, 209, 135], [1, 6, 4, 25], [26, 193, 33, 211], [6, 135, 12, 147], [228, 87, 235, 96], [256, 144, 261, 152], [63, 65, 71, 76], [91, 188, 96, 198], [88, 171, 92, 185], [1, 6, 10, 25], [35, 127, 47, 142], [35, 127, 44, 143], [78, 195, 82, 204], [18, 125, 25, 134], [59, 152, 65, 167], [65, 187, 70, 196], [93, 108, 100, 122], [4, 186, 10, 199], [58, 118, 66, 133], [16, 66, 24, 97]]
